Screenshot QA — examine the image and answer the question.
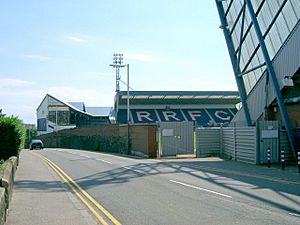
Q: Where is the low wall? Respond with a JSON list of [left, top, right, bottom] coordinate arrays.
[[0, 188, 5, 225], [39, 125, 127, 154], [40, 124, 158, 158], [0, 156, 18, 224]]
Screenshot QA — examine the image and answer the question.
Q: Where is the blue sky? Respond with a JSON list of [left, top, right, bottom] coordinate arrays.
[[0, 1, 237, 124]]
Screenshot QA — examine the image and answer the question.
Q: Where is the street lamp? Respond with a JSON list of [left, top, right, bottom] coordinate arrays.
[[110, 53, 131, 154]]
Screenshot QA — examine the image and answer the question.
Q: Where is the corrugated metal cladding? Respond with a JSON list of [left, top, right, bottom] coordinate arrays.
[[196, 128, 220, 157], [248, 77, 266, 123], [266, 20, 300, 105], [232, 21, 300, 125], [232, 75, 266, 125], [196, 127, 257, 164], [159, 122, 194, 156], [257, 121, 279, 164], [235, 127, 257, 164], [222, 128, 235, 160], [273, 21, 300, 89]]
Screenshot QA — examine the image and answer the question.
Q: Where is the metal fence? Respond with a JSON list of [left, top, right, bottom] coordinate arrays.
[[195, 120, 297, 164], [196, 128, 220, 157], [196, 126, 257, 164]]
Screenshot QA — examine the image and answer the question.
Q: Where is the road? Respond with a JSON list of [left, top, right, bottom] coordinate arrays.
[[8, 149, 300, 225]]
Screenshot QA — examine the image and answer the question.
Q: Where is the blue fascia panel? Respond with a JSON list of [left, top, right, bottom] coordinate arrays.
[[117, 108, 236, 126], [206, 109, 235, 124]]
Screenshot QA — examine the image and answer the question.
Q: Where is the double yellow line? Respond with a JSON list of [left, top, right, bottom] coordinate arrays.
[[31, 151, 122, 225]]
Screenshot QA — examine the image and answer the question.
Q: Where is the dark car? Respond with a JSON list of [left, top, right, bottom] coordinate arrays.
[[30, 139, 44, 150]]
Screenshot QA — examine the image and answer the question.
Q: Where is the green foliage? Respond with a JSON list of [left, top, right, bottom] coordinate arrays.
[[0, 116, 26, 160], [25, 128, 37, 148]]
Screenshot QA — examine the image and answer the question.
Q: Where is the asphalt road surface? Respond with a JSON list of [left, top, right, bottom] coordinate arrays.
[[9, 149, 300, 225]]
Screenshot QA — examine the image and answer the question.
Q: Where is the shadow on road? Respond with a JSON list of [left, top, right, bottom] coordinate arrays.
[[73, 159, 300, 215]]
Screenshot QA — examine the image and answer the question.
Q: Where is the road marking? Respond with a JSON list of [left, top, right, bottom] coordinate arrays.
[[31, 152, 122, 225], [123, 166, 146, 175], [169, 179, 232, 199], [288, 213, 300, 218], [46, 160, 109, 225], [48, 159, 122, 225], [176, 163, 300, 185], [95, 158, 113, 164], [55, 149, 113, 164]]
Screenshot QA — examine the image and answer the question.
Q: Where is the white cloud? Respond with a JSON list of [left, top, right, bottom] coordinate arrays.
[[67, 36, 87, 43], [0, 78, 34, 87], [21, 54, 50, 61], [46, 86, 111, 104], [78, 71, 112, 78], [123, 52, 156, 62], [184, 79, 238, 91]]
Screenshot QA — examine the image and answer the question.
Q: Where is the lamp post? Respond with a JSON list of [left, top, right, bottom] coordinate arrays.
[[110, 53, 131, 154], [126, 64, 131, 154]]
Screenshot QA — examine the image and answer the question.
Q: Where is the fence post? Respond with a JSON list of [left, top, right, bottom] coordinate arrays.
[[233, 126, 236, 161], [267, 147, 271, 168], [298, 151, 300, 173], [220, 125, 223, 158], [281, 149, 285, 171]]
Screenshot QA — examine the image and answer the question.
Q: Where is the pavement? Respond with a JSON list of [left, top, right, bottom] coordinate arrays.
[[5, 150, 300, 225], [6, 150, 97, 225]]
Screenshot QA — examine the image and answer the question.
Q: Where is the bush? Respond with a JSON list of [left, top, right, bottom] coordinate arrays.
[[0, 116, 26, 160]]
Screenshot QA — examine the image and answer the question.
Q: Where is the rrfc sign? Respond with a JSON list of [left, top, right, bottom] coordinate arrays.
[[117, 108, 236, 125]]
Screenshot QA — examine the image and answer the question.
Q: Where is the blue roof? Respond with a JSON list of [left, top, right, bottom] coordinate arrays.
[[116, 91, 240, 106], [85, 107, 114, 117], [68, 102, 85, 111]]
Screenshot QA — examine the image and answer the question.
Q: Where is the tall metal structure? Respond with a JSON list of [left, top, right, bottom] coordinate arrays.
[[110, 53, 124, 93], [215, 0, 300, 160], [110, 53, 131, 154]]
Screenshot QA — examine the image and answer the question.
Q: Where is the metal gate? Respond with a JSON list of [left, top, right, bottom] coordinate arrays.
[[158, 121, 194, 157], [257, 121, 279, 164]]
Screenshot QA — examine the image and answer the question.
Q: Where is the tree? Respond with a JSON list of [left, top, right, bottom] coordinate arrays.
[[0, 109, 5, 117], [25, 128, 37, 148]]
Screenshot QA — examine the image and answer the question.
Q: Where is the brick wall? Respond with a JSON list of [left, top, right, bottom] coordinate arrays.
[[39, 124, 157, 157]]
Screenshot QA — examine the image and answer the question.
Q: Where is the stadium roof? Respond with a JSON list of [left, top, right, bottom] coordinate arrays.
[[117, 91, 240, 100], [116, 91, 240, 106], [68, 102, 85, 111], [85, 107, 114, 117], [37, 94, 112, 117]]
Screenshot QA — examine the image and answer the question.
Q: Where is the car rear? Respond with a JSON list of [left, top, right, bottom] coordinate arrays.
[[30, 140, 44, 150]]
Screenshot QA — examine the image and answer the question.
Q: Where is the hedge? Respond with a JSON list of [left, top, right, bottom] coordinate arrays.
[[0, 116, 26, 160]]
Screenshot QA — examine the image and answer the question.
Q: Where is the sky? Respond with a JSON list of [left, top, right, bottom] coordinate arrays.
[[0, 0, 237, 124]]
